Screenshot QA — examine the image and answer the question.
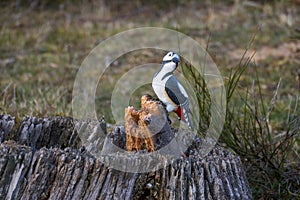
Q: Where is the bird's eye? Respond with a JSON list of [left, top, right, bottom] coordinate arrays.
[[169, 53, 172, 56]]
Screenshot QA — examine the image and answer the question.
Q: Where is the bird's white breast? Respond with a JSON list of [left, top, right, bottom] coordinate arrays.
[[152, 74, 177, 112]]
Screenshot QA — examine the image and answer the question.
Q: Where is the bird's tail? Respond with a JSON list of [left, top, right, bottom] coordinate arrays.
[[182, 108, 194, 131]]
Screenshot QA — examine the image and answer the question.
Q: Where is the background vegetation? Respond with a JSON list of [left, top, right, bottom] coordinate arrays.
[[0, 0, 299, 198]]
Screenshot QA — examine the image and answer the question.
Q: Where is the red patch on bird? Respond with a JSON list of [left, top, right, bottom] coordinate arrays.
[[174, 107, 186, 122]]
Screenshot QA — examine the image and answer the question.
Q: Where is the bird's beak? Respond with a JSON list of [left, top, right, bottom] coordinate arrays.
[[172, 56, 180, 64], [172, 55, 180, 68]]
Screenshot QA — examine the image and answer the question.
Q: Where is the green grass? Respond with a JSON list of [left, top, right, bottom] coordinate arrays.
[[0, 1, 299, 198], [223, 64, 299, 199]]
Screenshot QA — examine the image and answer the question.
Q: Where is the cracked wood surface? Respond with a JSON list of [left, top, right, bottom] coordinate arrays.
[[0, 113, 252, 200]]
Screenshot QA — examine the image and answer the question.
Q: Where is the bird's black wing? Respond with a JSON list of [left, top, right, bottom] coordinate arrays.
[[165, 87, 180, 105], [165, 76, 188, 106], [165, 76, 193, 130]]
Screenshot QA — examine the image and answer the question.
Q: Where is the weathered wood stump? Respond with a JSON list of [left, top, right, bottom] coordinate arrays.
[[125, 105, 155, 152], [125, 95, 173, 152], [0, 102, 253, 200]]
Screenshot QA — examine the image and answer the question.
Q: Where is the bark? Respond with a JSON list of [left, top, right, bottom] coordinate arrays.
[[0, 110, 252, 200]]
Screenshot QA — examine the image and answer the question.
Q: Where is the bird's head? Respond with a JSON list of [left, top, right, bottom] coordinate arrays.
[[161, 52, 180, 72]]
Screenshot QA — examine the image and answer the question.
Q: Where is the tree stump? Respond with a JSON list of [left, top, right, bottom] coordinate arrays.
[[125, 106, 155, 152], [125, 95, 173, 152], [0, 108, 253, 199]]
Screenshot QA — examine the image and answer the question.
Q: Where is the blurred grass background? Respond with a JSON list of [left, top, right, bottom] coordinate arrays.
[[0, 0, 299, 198]]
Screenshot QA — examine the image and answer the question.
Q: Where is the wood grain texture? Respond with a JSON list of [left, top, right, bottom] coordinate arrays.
[[0, 112, 252, 200]]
